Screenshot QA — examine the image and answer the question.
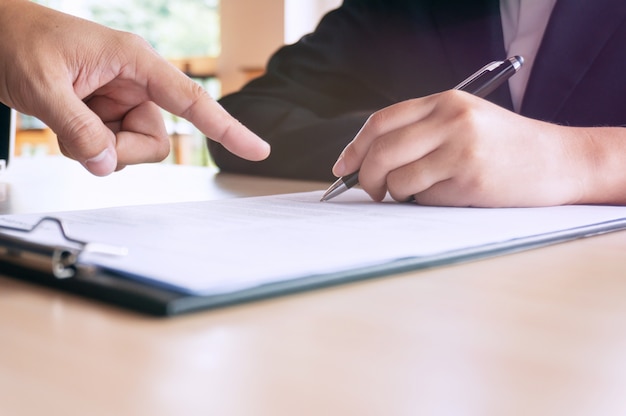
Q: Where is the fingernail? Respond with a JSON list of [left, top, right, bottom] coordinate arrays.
[[85, 147, 116, 176], [332, 156, 346, 176], [260, 141, 271, 158]]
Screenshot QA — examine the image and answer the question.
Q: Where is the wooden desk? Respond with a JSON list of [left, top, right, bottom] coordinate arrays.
[[2, 156, 626, 415]]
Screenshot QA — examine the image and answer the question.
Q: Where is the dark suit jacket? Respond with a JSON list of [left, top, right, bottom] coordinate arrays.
[[210, 0, 626, 181]]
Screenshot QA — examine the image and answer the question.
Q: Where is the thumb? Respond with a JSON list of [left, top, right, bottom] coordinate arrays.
[[44, 92, 118, 176]]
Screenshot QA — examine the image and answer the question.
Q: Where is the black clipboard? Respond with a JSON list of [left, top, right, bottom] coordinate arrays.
[[3, 214, 626, 317]]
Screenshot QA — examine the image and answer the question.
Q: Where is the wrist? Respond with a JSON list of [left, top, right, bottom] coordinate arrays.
[[563, 126, 626, 205]]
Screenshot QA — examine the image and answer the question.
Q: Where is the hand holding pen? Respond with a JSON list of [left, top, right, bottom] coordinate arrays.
[[321, 56, 524, 202]]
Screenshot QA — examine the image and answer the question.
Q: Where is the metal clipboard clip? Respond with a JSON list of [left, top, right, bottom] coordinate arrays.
[[0, 216, 128, 279]]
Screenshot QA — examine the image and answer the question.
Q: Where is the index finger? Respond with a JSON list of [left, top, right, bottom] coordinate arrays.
[[140, 49, 270, 161], [333, 96, 438, 177]]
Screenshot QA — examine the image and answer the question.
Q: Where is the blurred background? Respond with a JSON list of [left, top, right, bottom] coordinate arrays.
[[17, 0, 341, 166]]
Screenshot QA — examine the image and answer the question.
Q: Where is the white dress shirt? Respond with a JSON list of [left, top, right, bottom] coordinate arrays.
[[500, 0, 558, 112]]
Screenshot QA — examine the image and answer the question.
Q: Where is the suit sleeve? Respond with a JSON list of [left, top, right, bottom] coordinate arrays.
[[209, 1, 398, 181]]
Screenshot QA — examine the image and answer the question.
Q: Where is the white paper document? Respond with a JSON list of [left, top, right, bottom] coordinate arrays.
[[2, 189, 626, 295]]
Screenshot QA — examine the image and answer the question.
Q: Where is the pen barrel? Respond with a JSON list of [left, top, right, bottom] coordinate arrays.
[[456, 56, 523, 98], [460, 65, 516, 97], [343, 171, 360, 188]]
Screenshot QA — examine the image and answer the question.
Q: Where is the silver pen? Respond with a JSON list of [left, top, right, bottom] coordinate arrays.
[[320, 55, 524, 202]]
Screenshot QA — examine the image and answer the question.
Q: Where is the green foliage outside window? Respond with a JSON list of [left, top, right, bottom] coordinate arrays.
[[36, 0, 220, 58], [88, 0, 220, 58]]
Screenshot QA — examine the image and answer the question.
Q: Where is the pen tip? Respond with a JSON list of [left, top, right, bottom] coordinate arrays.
[[320, 180, 342, 202]]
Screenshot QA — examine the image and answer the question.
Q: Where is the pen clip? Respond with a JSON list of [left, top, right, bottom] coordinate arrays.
[[453, 60, 503, 91]]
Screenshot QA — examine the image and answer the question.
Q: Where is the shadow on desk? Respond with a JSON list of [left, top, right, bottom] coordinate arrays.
[[213, 171, 328, 197]]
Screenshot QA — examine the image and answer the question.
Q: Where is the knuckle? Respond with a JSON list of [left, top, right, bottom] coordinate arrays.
[[119, 31, 152, 51], [109, 31, 156, 69], [154, 137, 171, 161], [457, 138, 482, 162], [387, 166, 424, 201], [387, 183, 410, 202], [368, 137, 394, 163], [458, 173, 490, 203], [364, 110, 389, 136], [180, 84, 209, 121], [436, 90, 478, 121], [361, 140, 393, 175]]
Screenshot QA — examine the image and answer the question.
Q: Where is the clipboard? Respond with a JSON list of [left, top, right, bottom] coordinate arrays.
[[0, 217, 244, 316], [3, 208, 626, 317]]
